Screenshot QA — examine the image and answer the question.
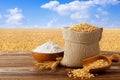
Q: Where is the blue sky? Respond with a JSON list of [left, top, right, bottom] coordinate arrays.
[[0, 0, 120, 28]]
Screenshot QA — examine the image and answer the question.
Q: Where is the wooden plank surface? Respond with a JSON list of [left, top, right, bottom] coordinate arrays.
[[0, 51, 120, 80]]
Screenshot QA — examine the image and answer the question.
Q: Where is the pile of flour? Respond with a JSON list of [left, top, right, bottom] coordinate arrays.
[[32, 41, 64, 53]]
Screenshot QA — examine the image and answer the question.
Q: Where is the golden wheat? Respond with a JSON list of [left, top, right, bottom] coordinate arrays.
[[100, 29, 120, 51], [0, 28, 119, 51]]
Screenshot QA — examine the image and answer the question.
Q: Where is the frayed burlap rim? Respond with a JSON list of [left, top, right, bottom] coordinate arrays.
[[62, 27, 103, 44]]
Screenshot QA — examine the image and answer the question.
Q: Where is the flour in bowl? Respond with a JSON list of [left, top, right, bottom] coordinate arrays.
[[32, 41, 64, 53]]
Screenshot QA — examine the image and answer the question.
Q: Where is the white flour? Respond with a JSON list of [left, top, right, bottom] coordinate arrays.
[[32, 41, 64, 53]]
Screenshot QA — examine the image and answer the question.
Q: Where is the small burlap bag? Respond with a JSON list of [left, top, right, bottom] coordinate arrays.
[[61, 27, 103, 67]]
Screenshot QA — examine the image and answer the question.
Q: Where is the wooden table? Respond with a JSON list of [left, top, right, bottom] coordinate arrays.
[[0, 51, 120, 80]]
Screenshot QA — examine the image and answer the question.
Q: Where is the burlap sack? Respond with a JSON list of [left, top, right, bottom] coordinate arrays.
[[61, 27, 103, 67]]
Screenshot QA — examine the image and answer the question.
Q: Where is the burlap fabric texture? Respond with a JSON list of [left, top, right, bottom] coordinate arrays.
[[61, 27, 103, 67]]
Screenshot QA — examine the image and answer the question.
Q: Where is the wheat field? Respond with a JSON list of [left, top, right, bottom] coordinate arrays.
[[0, 28, 120, 51]]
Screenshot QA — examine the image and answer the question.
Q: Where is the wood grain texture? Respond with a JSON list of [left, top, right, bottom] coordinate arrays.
[[0, 51, 120, 80]]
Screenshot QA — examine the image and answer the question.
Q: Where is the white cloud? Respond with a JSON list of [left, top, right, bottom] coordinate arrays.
[[93, 0, 120, 5], [5, 8, 24, 25], [41, 0, 94, 15], [95, 14, 100, 19], [41, 0, 120, 16], [46, 18, 57, 28], [41, 0, 119, 19], [41, 1, 59, 9], [70, 12, 89, 20], [41, 0, 120, 27], [97, 8, 108, 15]]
